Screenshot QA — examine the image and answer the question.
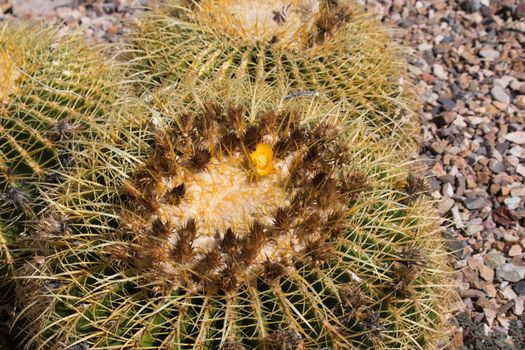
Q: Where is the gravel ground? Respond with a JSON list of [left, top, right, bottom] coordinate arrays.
[[1, 0, 525, 348], [360, 0, 525, 347], [0, 0, 146, 41]]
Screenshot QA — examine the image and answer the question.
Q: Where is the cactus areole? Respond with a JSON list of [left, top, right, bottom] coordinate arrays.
[[118, 103, 365, 294]]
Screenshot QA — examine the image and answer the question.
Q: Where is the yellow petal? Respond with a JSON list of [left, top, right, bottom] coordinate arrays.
[[250, 143, 273, 176]]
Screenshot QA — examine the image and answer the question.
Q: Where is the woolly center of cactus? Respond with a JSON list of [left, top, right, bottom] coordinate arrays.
[[195, 0, 353, 47], [199, 0, 319, 41], [118, 103, 367, 293], [157, 154, 287, 238], [0, 50, 20, 103]]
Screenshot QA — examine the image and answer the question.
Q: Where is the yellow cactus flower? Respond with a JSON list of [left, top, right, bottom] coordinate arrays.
[[250, 143, 274, 176]]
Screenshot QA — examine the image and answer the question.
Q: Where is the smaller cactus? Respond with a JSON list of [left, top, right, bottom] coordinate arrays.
[[127, 0, 419, 150], [0, 23, 140, 318], [1, 23, 121, 226]]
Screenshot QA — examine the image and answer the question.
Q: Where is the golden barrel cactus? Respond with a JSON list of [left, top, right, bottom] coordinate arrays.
[[13, 80, 453, 350], [0, 24, 140, 324], [127, 0, 419, 150]]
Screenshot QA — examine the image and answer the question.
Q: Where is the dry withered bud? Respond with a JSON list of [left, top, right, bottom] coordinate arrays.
[[267, 329, 303, 350], [2, 186, 31, 213], [151, 218, 171, 238], [220, 340, 246, 350], [398, 247, 427, 268], [361, 309, 384, 339], [272, 207, 294, 232], [225, 105, 245, 134], [106, 243, 135, 265], [403, 174, 429, 202], [194, 250, 222, 276], [261, 259, 288, 282], [388, 266, 421, 297], [47, 119, 83, 140], [243, 124, 262, 150], [171, 219, 198, 263], [303, 239, 335, 265], [220, 228, 240, 255], [189, 147, 212, 171], [58, 149, 73, 167], [338, 284, 368, 316], [34, 217, 70, 237], [272, 5, 288, 25], [220, 132, 240, 152], [165, 183, 186, 205]]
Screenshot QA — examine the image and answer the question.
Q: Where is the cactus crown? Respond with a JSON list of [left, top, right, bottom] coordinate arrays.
[[191, 0, 353, 47], [118, 102, 367, 294]]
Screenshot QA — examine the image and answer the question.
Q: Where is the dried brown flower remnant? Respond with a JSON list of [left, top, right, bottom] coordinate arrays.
[[403, 174, 429, 203], [267, 329, 304, 350], [1, 187, 31, 213]]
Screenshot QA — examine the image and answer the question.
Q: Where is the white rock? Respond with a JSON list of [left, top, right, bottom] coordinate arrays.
[[443, 182, 455, 197], [496, 263, 525, 282], [505, 131, 525, 144], [480, 49, 500, 59], [479, 264, 494, 281], [483, 323, 491, 336], [510, 80, 524, 91], [511, 187, 525, 197], [517, 164, 525, 177], [432, 64, 448, 80], [454, 115, 467, 128], [508, 146, 523, 157], [498, 316, 510, 329], [507, 156, 520, 167], [501, 285, 517, 300], [451, 205, 464, 228], [484, 308, 497, 327], [504, 197, 521, 210], [418, 43, 432, 51], [508, 245, 523, 257], [515, 95, 525, 109], [495, 76, 516, 88], [438, 198, 455, 214], [494, 78, 510, 89], [491, 85, 510, 104], [467, 116, 484, 125], [514, 296, 524, 316]]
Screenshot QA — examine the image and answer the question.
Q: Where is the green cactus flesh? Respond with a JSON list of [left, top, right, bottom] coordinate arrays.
[[0, 221, 14, 316], [127, 0, 418, 149], [0, 24, 137, 312], [14, 82, 453, 350]]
